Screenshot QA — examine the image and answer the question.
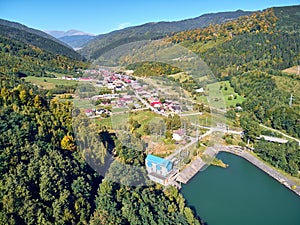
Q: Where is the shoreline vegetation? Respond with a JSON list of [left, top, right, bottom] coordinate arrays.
[[211, 158, 228, 168]]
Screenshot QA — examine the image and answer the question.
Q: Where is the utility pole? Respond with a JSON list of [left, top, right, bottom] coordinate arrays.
[[289, 94, 293, 108]]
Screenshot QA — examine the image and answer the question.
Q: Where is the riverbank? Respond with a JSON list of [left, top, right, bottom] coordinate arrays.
[[175, 145, 300, 197]]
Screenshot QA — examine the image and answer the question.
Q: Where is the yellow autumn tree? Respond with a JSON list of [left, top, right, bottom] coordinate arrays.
[[61, 135, 76, 151]]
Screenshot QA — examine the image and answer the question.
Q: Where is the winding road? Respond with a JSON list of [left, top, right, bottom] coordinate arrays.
[[259, 124, 300, 145]]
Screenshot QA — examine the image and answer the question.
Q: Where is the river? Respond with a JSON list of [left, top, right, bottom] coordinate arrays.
[[181, 152, 300, 225]]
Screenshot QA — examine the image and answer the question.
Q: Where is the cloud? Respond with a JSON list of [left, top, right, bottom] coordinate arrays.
[[118, 22, 131, 30]]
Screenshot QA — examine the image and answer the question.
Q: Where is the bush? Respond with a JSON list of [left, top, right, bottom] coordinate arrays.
[[238, 141, 246, 147], [193, 149, 198, 156], [183, 157, 191, 164]]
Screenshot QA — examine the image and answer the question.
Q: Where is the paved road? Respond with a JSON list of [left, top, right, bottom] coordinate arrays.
[[180, 112, 203, 117], [191, 123, 243, 135], [259, 124, 300, 145], [134, 92, 168, 117]]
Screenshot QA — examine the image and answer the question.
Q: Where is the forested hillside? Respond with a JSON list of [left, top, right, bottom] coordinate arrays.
[[166, 6, 300, 140], [126, 62, 182, 76], [168, 6, 300, 75], [80, 10, 252, 59], [138, 5, 300, 177], [0, 74, 201, 224], [0, 19, 83, 60], [0, 35, 87, 77]]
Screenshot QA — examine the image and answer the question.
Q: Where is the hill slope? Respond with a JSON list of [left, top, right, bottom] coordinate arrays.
[[169, 6, 300, 76], [0, 34, 87, 77], [0, 19, 83, 60], [167, 5, 300, 140], [80, 10, 253, 59]]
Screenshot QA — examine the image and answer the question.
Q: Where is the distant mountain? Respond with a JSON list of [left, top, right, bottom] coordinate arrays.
[[58, 35, 95, 50], [45, 29, 95, 50], [0, 19, 83, 60], [80, 9, 253, 59], [45, 29, 95, 38]]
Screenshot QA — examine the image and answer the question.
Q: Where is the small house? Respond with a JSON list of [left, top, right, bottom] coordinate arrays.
[[145, 154, 173, 185], [195, 88, 204, 93], [150, 101, 162, 108], [85, 109, 94, 117], [173, 129, 185, 141]]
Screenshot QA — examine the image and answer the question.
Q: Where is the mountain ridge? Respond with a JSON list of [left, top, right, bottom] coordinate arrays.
[[0, 19, 69, 47], [45, 29, 95, 38], [80, 9, 254, 59], [0, 18, 83, 60]]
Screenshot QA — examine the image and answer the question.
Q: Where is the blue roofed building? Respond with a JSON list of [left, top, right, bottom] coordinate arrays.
[[145, 154, 174, 185]]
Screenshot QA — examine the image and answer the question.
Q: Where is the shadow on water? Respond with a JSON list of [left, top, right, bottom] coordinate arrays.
[[188, 205, 209, 225]]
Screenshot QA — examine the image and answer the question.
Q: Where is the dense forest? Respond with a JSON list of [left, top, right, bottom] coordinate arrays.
[[170, 8, 300, 76], [232, 71, 300, 139], [0, 73, 201, 224], [0, 75, 98, 224], [254, 139, 300, 176], [0, 35, 87, 77], [126, 62, 182, 76]]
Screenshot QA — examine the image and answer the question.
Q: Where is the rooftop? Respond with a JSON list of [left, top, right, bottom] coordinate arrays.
[[146, 154, 173, 172]]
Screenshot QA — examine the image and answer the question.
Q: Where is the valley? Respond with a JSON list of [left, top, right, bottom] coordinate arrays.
[[0, 2, 299, 225]]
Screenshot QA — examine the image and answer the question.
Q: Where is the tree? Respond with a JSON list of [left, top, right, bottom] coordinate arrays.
[[166, 114, 181, 130], [61, 135, 76, 151]]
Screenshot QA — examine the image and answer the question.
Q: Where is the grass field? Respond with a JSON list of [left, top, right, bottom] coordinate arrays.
[[203, 81, 245, 108], [93, 117, 112, 129], [92, 110, 165, 132], [25, 76, 78, 89], [131, 110, 165, 134], [169, 72, 193, 83], [72, 99, 94, 109]]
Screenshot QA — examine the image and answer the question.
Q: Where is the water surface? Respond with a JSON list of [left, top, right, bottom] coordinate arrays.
[[181, 152, 300, 225]]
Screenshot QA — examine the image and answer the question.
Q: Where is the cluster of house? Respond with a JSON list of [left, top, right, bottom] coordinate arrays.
[[134, 87, 182, 114], [94, 72, 134, 92], [67, 69, 189, 116], [84, 108, 111, 117], [89, 93, 141, 109]]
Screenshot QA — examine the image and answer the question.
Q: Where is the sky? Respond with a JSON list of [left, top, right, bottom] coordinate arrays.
[[0, 0, 299, 35]]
